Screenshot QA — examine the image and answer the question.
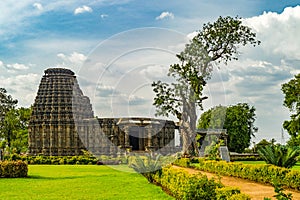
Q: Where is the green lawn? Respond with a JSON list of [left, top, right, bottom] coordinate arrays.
[[0, 165, 173, 200]]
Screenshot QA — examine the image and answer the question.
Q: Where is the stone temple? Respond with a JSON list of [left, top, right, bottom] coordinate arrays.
[[28, 68, 177, 156]]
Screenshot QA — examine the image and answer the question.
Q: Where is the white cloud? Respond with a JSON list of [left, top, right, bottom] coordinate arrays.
[[74, 5, 93, 15], [1, 61, 29, 73], [100, 14, 108, 19], [7, 63, 29, 70], [33, 3, 43, 11], [57, 52, 87, 65], [244, 6, 300, 60], [0, 73, 40, 107], [140, 64, 170, 80], [156, 11, 174, 20], [187, 31, 198, 40]]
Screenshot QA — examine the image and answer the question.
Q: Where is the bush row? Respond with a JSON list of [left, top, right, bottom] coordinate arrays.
[[6, 154, 125, 165], [152, 166, 250, 200], [230, 156, 263, 161], [0, 160, 28, 178], [174, 158, 300, 191]]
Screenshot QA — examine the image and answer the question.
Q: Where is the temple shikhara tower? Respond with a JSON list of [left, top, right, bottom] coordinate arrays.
[[28, 68, 177, 156], [28, 68, 94, 156]]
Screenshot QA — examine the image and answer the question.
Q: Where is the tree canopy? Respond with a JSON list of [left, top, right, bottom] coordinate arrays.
[[152, 16, 260, 156], [0, 88, 18, 147], [0, 88, 31, 153], [197, 103, 257, 153], [282, 73, 300, 139]]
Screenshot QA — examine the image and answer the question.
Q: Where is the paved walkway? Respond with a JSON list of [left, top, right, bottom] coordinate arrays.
[[172, 165, 300, 200]]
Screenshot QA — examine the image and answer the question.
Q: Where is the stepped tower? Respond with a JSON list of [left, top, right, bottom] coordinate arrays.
[[28, 68, 94, 156]]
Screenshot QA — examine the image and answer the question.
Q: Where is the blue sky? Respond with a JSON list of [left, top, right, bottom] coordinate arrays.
[[0, 0, 300, 144]]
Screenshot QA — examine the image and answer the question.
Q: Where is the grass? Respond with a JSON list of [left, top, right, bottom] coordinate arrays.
[[0, 165, 173, 200]]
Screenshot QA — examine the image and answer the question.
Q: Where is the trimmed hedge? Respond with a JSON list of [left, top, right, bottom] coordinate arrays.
[[174, 158, 300, 191], [6, 154, 126, 165], [0, 160, 28, 178], [230, 156, 263, 161], [152, 166, 250, 200]]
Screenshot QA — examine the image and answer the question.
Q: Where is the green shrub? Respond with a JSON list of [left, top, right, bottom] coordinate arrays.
[[128, 154, 163, 182], [153, 166, 222, 200], [228, 193, 251, 200], [230, 156, 262, 161], [174, 158, 300, 191], [258, 144, 300, 168], [173, 158, 191, 167], [16, 155, 98, 165], [0, 160, 28, 178], [216, 187, 241, 200]]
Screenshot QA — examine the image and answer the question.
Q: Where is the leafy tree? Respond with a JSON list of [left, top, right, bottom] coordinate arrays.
[[0, 88, 31, 153], [152, 16, 260, 156], [254, 139, 271, 153], [1, 107, 31, 153], [282, 73, 300, 143], [0, 88, 18, 141], [2, 109, 20, 148], [258, 144, 300, 169], [198, 103, 257, 153]]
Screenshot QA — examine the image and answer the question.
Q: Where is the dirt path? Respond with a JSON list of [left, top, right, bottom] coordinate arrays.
[[172, 165, 300, 200]]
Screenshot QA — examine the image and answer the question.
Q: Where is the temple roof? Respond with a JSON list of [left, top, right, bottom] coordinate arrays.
[[44, 68, 75, 76]]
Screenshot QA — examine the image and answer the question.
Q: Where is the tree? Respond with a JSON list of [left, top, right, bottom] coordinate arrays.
[[281, 73, 300, 141], [0, 88, 18, 122], [152, 16, 259, 156], [0, 88, 18, 146], [4, 107, 31, 152], [254, 139, 271, 153], [197, 103, 257, 153], [10, 107, 32, 153]]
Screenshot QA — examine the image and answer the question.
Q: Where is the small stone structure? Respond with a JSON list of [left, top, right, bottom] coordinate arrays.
[[197, 129, 229, 160], [28, 68, 176, 156]]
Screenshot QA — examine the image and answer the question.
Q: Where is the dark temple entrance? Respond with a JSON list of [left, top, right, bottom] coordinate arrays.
[[129, 135, 139, 150]]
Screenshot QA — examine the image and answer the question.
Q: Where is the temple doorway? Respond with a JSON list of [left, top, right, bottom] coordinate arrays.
[[129, 135, 139, 150]]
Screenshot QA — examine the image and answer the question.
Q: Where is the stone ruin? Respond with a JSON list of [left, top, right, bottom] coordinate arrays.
[[28, 68, 177, 156]]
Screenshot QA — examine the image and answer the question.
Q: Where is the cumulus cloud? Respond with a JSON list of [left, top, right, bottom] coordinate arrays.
[[96, 84, 116, 96], [33, 3, 43, 11], [244, 6, 300, 60], [187, 31, 198, 40], [156, 11, 174, 20], [1, 61, 29, 73], [74, 5, 93, 15], [128, 94, 147, 106], [0, 73, 40, 106], [140, 64, 170, 80], [57, 52, 87, 65]]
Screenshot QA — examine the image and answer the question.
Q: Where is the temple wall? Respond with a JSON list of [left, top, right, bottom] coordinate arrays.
[[28, 68, 177, 156], [28, 68, 93, 156]]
